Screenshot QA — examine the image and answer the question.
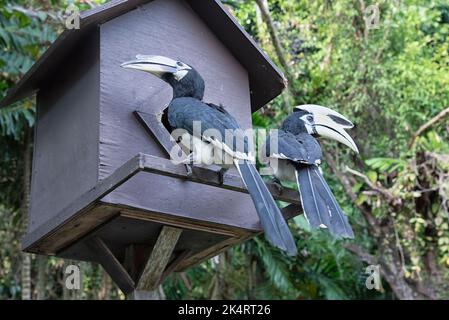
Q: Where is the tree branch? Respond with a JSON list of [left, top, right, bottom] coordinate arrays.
[[344, 244, 378, 265], [255, 0, 295, 96], [255, 0, 288, 73], [409, 107, 449, 148], [345, 166, 402, 206]]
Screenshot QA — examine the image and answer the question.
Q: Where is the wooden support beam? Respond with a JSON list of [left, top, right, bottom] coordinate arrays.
[[281, 203, 302, 220], [87, 237, 135, 295], [137, 226, 183, 291], [127, 288, 165, 300]]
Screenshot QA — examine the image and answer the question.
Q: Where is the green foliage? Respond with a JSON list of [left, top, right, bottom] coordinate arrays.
[[356, 130, 449, 295], [365, 158, 407, 174], [220, 0, 449, 299]]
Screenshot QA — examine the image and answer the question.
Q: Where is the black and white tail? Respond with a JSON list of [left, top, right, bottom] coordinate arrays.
[[295, 165, 354, 238], [235, 159, 297, 256]]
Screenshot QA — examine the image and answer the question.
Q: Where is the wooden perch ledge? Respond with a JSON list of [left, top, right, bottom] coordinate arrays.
[[22, 152, 302, 256], [139, 153, 301, 205]]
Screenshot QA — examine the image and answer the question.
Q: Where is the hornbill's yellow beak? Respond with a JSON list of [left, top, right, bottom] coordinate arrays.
[[296, 104, 359, 154]]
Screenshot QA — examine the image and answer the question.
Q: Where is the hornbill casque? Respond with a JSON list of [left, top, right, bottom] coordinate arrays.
[[261, 105, 358, 238], [121, 55, 298, 256]]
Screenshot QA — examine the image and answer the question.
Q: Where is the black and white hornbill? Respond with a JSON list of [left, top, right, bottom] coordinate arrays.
[[261, 105, 358, 238], [121, 55, 297, 256]]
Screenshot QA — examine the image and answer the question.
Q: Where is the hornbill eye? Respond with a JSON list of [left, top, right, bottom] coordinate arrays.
[[176, 61, 183, 67], [306, 115, 313, 122]]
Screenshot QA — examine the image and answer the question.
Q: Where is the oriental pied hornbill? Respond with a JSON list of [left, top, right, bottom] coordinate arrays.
[[261, 105, 358, 238], [121, 55, 297, 256]]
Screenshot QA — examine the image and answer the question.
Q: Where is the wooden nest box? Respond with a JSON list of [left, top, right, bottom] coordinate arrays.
[[0, 0, 301, 295]]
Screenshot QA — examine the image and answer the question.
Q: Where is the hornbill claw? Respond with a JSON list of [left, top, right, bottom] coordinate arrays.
[[271, 177, 284, 194], [218, 168, 228, 185], [182, 153, 194, 178], [185, 164, 193, 177]]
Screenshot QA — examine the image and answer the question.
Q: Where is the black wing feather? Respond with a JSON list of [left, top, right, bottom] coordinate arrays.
[[168, 97, 297, 255], [266, 130, 321, 164], [267, 129, 354, 238], [237, 160, 297, 256], [169, 97, 249, 153]]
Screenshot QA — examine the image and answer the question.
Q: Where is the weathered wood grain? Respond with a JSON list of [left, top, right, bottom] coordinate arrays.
[[28, 205, 118, 255], [137, 226, 182, 290], [127, 290, 163, 300], [120, 209, 242, 238]]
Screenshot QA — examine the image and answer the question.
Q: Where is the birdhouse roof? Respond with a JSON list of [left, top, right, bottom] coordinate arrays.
[[0, 0, 286, 111]]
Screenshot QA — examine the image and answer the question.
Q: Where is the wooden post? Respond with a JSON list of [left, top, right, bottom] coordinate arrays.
[[88, 226, 183, 299], [127, 226, 183, 300]]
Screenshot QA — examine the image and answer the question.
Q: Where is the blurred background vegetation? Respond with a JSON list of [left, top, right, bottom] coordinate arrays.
[[0, 0, 448, 300]]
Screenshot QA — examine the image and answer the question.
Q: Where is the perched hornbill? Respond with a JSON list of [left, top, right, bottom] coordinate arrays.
[[121, 55, 297, 256], [261, 105, 358, 238]]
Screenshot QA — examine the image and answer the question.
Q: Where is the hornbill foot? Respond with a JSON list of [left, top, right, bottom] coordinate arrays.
[[218, 168, 228, 185], [185, 164, 193, 178], [182, 153, 194, 178], [271, 177, 284, 194]]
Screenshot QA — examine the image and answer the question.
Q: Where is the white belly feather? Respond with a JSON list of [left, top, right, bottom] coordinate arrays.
[[178, 132, 238, 169], [269, 158, 297, 182]]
